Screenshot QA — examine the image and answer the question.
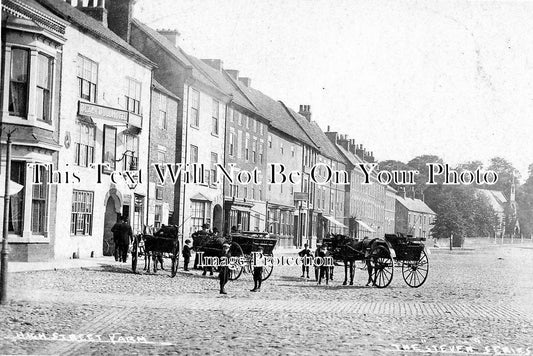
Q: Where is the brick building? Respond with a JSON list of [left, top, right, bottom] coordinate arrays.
[[395, 193, 436, 239]]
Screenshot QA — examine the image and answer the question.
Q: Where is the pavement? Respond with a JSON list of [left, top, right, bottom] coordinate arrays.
[[1, 243, 532, 355]]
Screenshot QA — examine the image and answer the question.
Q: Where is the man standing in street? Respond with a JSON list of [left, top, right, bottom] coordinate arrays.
[[219, 243, 231, 294], [299, 243, 312, 278], [111, 216, 133, 263]]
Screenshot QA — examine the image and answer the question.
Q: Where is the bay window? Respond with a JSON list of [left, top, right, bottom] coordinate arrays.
[[36, 54, 53, 122], [9, 48, 29, 116]]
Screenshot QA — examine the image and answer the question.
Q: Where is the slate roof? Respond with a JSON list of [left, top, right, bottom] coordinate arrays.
[[396, 196, 436, 215], [475, 189, 507, 213], [132, 19, 228, 96], [35, 0, 154, 67]]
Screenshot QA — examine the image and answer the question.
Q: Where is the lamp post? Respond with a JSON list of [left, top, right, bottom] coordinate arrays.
[[1, 131, 13, 304]]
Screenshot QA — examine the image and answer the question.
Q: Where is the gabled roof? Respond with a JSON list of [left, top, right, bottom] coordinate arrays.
[[231, 85, 316, 147], [36, 0, 154, 68], [475, 188, 507, 213], [396, 196, 436, 215], [282, 104, 346, 163]]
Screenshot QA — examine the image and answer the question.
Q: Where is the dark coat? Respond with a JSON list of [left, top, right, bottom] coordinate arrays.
[[111, 222, 133, 246], [182, 245, 191, 258]]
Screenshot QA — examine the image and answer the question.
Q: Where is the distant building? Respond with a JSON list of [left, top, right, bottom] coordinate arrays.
[[395, 194, 436, 239], [475, 188, 507, 236]]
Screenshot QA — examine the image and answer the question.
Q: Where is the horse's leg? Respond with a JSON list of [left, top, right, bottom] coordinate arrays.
[[349, 260, 354, 285], [343, 259, 348, 285], [152, 253, 158, 273], [366, 259, 373, 286]]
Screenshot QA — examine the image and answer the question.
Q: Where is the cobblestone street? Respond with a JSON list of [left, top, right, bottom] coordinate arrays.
[[1, 244, 532, 355]]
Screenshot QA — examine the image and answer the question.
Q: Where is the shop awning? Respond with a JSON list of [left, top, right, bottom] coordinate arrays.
[[323, 215, 348, 229], [355, 219, 376, 233], [0, 180, 24, 197]]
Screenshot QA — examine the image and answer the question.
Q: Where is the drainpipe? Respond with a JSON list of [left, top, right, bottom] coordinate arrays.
[[145, 72, 153, 230], [222, 98, 233, 235]]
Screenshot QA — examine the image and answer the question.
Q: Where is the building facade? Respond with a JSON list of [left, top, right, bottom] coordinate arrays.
[[42, 0, 154, 259], [0, 0, 66, 261], [395, 194, 436, 239], [147, 80, 180, 229]]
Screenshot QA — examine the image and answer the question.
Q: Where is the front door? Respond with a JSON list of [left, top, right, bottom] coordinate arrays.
[[103, 198, 119, 256]]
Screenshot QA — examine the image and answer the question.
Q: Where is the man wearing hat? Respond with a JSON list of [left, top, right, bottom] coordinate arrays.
[[219, 243, 231, 294], [182, 239, 192, 271]]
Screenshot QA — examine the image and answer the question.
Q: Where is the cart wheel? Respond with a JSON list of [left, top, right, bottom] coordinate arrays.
[[402, 249, 429, 288], [228, 266, 244, 280], [132, 236, 138, 273], [370, 245, 394, 288], [261, 254, 274, 281]]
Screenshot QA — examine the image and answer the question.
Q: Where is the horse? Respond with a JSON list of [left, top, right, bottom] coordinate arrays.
[[326, 234, 376, 286], [143, 225, 180, 273]]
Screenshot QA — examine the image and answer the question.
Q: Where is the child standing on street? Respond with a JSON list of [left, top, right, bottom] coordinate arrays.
[[182, 239, 191, 271], [251, 246, 264, 292]]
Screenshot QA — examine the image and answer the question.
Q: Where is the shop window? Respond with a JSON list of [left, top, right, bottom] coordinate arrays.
[[31, 164, 48, 234], [8, 161, 25, 235]]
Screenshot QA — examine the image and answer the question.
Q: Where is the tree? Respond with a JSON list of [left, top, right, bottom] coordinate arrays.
[[486, 157, 519, 197], [516, 163, 533, 237]]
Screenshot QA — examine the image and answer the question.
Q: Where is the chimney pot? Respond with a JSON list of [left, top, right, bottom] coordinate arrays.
[[327, 125, 330, 132]]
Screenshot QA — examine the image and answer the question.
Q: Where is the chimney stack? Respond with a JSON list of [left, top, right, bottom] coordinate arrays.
[[76, 0, 108, 26], [327, 125, 330, 132], [298, 104, 312, 122], [325, 131, 338, 145], [337, 134, 349, 151], [226, 69, 240, 80], [355, 144, 364, 160], [238, 77, 252, 87], [158, 29, 180, 47], [201, 59, 223, 71], [105, 0, 134, 42]]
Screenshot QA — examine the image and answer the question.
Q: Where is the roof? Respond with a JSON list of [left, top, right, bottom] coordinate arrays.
[[396, 195, 436, 215], [152, 80, 180, 101], [475, 189, 507, 213], [282, 104, 346, 163], [233, 85, 316, 147], [36, 0, 154, 68]]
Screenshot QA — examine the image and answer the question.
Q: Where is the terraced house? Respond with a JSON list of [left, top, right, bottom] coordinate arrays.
[[1, 0, 66, 261], [129, 19, 228, 239], [39, 0, 154, 259]]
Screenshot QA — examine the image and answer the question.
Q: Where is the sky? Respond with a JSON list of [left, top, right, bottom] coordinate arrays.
[[134, 0, 533, 180]]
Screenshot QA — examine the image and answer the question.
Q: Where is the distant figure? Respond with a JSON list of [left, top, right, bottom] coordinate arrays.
[[183, 239, 192, 271], [111, 216, 132, 263], [299, 243, 312, 278], [317, 244, 330, 285], [251, 246, 264, 292]]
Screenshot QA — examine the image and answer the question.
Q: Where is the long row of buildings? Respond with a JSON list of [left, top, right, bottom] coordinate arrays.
[[0, 0, 435, 261]]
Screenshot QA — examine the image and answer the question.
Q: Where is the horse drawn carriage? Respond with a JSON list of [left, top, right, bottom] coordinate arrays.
[[193, 231, 277, 281], [131, 225, 180, 277], [322, 232, 429, 288]]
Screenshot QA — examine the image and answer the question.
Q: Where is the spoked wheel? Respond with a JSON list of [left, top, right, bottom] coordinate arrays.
[[228, 266, 244, 280], [131, 235, 138, 273], [369, 245, 394, 288], [228, 242, 244, 280], [261, 254, 273, 281], [402, 249, 429, 288]]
